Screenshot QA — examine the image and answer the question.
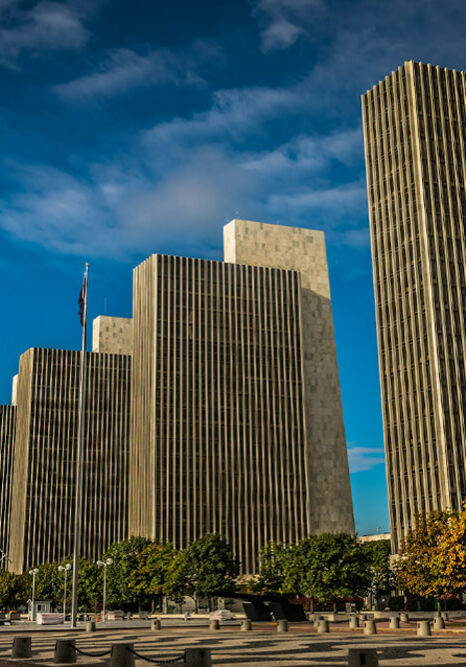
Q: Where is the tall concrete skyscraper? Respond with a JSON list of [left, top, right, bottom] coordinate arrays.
[[362, 61, 466, 550], [129, 220, 354, 572]]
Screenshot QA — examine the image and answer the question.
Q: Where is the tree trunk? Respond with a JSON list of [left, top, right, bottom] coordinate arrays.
[[194, 593, 199, 614], [162, 596, 168, 614], [333, 601, 337, 613], [310, 598, 314, 613]]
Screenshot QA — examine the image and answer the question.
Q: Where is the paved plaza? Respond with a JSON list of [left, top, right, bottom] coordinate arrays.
[[1, 621, 466, 665]]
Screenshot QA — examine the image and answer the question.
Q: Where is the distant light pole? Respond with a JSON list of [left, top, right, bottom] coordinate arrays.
[[58, 563, 72, 620], [28, 568, 39, 621], [96, 558, 113, 621]]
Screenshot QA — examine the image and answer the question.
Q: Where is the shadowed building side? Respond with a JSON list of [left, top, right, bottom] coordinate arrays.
[[8, 348, 130, 572], [0, 405, 16, 567], [224, 219, 355, 535]]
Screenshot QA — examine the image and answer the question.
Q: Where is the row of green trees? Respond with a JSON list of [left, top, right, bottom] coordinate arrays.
[[0, 533, 239, 612], [4, 511, 466, 614], [255, 533, 391, 611], [0, 532, 392, 613]]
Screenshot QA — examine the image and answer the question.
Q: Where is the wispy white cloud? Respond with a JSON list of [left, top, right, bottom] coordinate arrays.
[[144, 83, 310, 147], [261, 19, 304, 52], [348, 446, 385, 473], [255, 0, 323, 52], [0, 0, 93, 68], [269, 183, 366, 214], [244, 129, 363, 175], [53, 40, 219, 101], [0, 16, 375, 257], [0, 163, 112, 254], [0, 123, 367, 257]]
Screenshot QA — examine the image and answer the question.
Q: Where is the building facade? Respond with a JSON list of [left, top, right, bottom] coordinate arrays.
[[9, 347, 130, 572], [0, 405, 15, 567], [362, 61, 466, 551], [129, 221, 354, 572]]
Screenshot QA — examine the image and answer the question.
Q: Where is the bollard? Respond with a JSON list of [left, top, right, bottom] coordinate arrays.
[[433, 616, 445, 630], [12, 637, 32, 658], [209, 619, 220, 630], [349, 616, 360, 629], [364, 620, 377, 635], [109, 643, 135, 667], [86, 620, 96, 633], [277, 619, 288, 633], [417, 620, 431, 637], [54, 639, 76, 664], [184, 648, 212, 667], [317, 619, 329, 633], [151, 618, 161, 631], [313, 615, 323, 627], [400, 612, 409, 623], [241, 619, 252, 631], [389, 616, 400, 629], [348, 648, 379, 666]]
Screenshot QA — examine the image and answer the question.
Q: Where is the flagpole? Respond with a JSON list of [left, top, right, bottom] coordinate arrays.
[[70, 263, 89, 629]]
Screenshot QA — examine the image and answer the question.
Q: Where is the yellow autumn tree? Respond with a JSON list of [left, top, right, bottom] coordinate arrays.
[[395, 507, 466, 608]]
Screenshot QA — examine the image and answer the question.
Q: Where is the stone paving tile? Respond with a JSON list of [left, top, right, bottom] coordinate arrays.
[[0, 626, 465, 665]]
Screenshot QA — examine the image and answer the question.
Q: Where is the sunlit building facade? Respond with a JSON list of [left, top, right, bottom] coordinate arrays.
[[362, 61, 466, 551]]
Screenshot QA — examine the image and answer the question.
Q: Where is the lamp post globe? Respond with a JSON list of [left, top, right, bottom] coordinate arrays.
[[28, 568, 39, 622], [97, 557, 113, 622], [58, 564, 72, 621]]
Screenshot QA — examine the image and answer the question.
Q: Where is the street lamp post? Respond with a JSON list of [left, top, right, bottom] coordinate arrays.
[[28, 568, 39, 621], [96, 558, 113, 621], [58, 563, 72, 621]]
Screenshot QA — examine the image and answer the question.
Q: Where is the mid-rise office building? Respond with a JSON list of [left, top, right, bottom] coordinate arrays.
[[9, 345, 130, 572], [129, 220, 354, 571], [362, 61, 466, 551]]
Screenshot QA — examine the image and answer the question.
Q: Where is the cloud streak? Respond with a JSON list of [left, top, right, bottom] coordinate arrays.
[[0, 120, 367, 258], [255, 0, 323, 52], [348, 446, 386, 473], [53, 40, 219, 101], [0, 0, 93, 67]]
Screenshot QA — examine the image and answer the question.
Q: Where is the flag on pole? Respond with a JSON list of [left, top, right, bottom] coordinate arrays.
[[71, 262, 89, 629], [78, 271, 88, 325]]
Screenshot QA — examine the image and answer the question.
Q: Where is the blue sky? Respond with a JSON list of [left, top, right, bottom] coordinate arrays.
[[2, 0, 466, 536]]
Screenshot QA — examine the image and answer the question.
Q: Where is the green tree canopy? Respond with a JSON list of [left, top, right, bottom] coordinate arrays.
[[75, 559, 102, 611], [165, 550, 189, 604], [296, 533, 371, 610], [170, 534, 239, 602], [128, 542, 176, 607], [34, 562, 61, 603], [103, 536, 151, 609], [257, 542, 299, 594], [360, 539, 392, 597], [0, 570, 20, 610]]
